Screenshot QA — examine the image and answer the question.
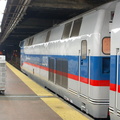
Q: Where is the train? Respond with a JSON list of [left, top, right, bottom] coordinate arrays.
[[19, 0, 120, 119]]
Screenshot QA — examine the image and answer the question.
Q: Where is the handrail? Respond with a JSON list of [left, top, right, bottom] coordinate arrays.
[[116, 48, 119, 110]]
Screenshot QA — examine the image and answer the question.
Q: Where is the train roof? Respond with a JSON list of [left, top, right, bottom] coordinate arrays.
[[22, 0, 118, 42]]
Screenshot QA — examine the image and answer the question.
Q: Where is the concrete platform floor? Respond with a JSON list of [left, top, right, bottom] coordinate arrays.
[[0, 63, 93, 120], [0, 65, 62, 120]]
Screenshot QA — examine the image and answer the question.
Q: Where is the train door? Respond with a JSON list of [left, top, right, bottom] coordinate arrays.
[[56, 59, 68, 89], [80, 40, 90, 98], [49, 58, 55, 83]]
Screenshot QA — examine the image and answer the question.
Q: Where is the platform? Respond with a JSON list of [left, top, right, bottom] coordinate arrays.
[[0, 62, 93, 120]]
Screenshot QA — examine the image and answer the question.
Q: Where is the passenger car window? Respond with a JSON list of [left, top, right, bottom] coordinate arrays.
[[102, 37, 110, 55], [28, 37, 34, 46], [62, 22, 72, 39], [81, 40, 87, 59], [25, 39, 29, 46], [71, 18, 82, 37], [19, 41, 24, 47], [45, 31, 51, 42]]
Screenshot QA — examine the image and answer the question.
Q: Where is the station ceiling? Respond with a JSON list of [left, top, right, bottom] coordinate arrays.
[[0, 0, 113, 50]]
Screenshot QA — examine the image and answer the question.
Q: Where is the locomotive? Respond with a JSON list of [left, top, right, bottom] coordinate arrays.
[[19, 1, 120, 119]]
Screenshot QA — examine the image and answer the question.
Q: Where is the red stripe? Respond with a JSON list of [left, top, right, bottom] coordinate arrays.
[[24, 62, 49, 71], [110, 83, 116, 91], [68, 73, 78, 81], [90, 79, 109, 86], [110, 83, 120, 93], [23, 62, 109, 87], [119, 85, 120, 93], [80, 77, 109, 86], [80, 77, 88, 84], [56, 70, 68, 77], [49, 68, 54, 73]]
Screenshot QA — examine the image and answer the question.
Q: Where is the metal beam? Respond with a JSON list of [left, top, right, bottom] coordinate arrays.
[[9, 34, 31, 37], [30, 0, 92, 10], [0, 0, 32, 44], [15, 25, 47, 29]]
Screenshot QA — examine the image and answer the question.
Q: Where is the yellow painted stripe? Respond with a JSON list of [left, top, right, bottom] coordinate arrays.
[[7, 62, 89, 120], [41, 98, 89, 120]]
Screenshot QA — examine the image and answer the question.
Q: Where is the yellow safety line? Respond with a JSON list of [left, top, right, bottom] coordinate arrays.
[[41, 97, 89, 120], [7, 62, 89, 120]]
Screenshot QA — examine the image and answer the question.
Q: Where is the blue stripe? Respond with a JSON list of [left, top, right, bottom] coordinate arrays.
[[110, 55, 120, 85], [90, 57, 110, 80], [21, 54, 110, 81], [110, 56, 116, 84]]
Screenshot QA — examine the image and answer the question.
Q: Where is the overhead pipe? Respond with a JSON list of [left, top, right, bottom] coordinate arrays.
[[0, 0, 31, 44], [1, 0, 30, 38]]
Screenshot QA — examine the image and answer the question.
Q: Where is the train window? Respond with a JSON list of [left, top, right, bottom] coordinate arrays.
[[25, 39, 29, 46], [62, 22, 72, 39], [28, 39, 30, 46], [28, 37, 34, 46], [102, 37, 110, 55], [45, 31, 51, 42], [71, 18, 82, 37], [29, 37, 34, 45], [19, 41, 24, 47], [81, 40, 87, 59], [111, 11, 114, 21], [102, 57, 110, 73]]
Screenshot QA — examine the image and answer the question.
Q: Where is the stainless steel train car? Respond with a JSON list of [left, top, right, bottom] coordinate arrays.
[[109, 1, 120, 120], [19, 1, 120, 119]]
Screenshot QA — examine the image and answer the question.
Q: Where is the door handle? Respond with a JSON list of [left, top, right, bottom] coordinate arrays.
[[81, 60, 83, 65]]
